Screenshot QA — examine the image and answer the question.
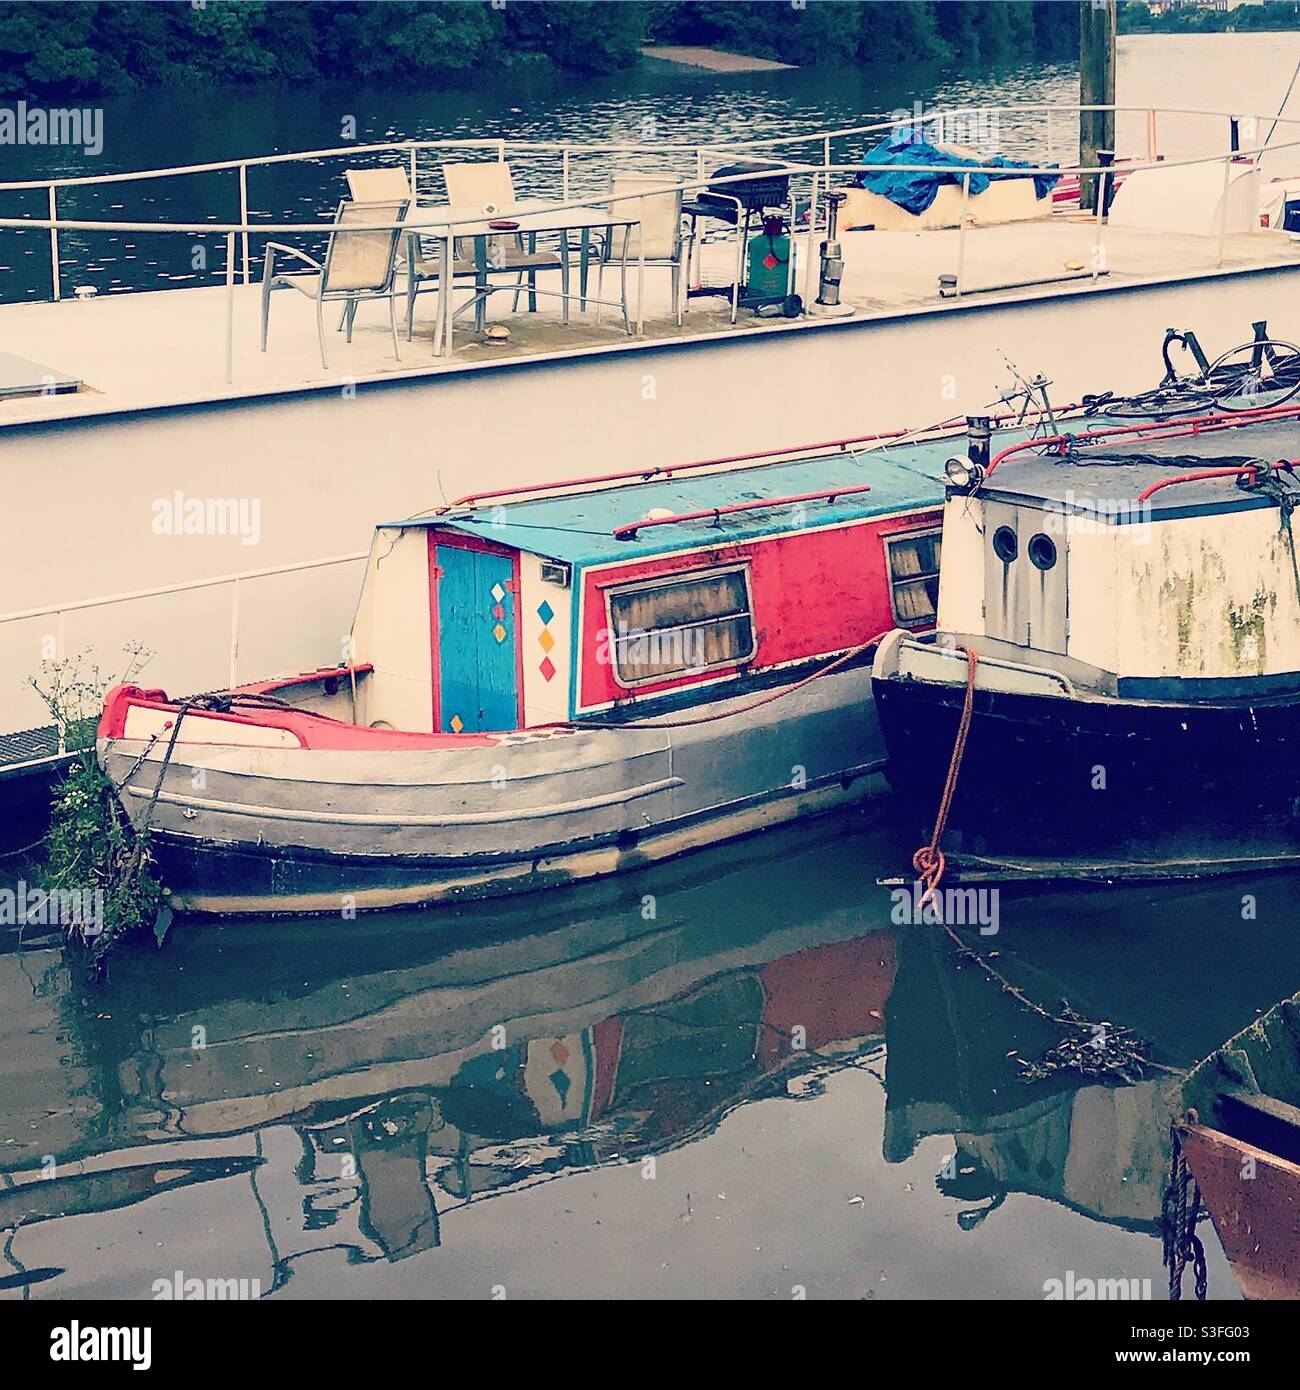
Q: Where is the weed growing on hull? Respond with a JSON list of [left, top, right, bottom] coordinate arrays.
[[28, 644, 167, 976]]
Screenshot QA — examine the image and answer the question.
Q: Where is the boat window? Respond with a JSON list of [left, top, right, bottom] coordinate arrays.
[[1028, 533, 1058, 571], [992, 526, 1018, 563], [606, 565, 756, 686], [886, 529, 942, 628]]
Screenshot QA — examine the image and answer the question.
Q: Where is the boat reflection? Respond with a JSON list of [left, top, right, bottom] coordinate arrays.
[[3, 812, 1299, 1297]]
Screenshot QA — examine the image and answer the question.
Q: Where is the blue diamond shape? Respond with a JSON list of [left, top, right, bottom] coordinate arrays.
[[536, 600, 554, 625]]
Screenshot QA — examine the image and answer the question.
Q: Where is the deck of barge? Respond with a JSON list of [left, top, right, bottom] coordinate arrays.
[[2, 216, 1297, 428]]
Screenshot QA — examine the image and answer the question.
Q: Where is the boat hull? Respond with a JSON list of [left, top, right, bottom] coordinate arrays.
[[871, 651, 1300, 871], [1177, 1120, 1300, 1300], [100, 663, 886, 916]]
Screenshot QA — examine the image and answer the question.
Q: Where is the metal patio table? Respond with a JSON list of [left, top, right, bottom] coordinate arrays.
[[405, 201, 643, 356]]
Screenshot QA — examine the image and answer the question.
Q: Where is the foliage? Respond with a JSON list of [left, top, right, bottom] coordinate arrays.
[[1120, 2, 1300, 36], [29, 646, 167, 974], [0, 2, 1082, 97]]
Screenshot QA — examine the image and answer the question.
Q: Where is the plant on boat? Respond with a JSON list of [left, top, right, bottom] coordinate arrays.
[[28, 643, 167, 973]]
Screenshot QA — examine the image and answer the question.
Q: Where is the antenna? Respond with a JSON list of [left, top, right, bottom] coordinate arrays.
[[996, 353, 1059, 440]]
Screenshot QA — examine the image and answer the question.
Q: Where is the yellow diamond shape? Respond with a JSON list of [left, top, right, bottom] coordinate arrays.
[[493, 623, 507, 643], [449, 714, 464, 733], [537, 628, 555, 653]]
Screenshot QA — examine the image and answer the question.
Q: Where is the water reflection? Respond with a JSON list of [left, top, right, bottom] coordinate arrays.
[[3, 808, 1299, 1298]]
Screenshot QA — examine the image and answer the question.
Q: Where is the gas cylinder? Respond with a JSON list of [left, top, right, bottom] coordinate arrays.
[[747, 214, 791, 299]]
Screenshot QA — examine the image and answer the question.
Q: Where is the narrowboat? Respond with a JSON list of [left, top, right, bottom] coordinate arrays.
[[98, 440, 946, 915], [871, 403, 1300, 878]]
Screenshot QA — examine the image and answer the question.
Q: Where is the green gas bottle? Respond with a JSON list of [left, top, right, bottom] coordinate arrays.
[[747, 215, 791, 299]]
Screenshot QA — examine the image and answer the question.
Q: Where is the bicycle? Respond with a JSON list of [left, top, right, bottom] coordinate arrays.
[[1086, 321, 1300, 420]]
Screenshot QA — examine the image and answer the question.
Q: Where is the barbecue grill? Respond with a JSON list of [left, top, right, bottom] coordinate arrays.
[[684, 161, 802, 322]]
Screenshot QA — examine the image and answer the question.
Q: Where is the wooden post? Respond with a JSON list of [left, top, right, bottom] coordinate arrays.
[[1079, 0, 1117, 213]]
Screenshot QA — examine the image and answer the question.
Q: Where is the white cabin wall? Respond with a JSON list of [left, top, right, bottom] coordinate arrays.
[[350, 527, 433, 731], [519, 553, 574, 726], [936, 495, 987, 637], [1114, 508, 1300, 679], [1062, 526, 1121, 674]]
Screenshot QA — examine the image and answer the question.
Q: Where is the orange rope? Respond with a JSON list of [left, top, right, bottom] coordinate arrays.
[[912, 646, 979, 912]]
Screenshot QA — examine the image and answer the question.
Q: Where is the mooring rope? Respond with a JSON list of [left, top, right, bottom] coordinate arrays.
[[911, 646, 979, 912]]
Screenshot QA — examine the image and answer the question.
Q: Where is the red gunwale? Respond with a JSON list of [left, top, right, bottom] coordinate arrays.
[[98, 678, 501, 750]]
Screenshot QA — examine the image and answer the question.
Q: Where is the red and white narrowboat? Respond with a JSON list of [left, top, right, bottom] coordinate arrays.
[[98, 436, 947, 916]]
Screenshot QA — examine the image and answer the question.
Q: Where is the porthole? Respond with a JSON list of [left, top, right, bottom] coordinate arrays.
[[992, 526, 1018, 563], [1028, 533, 1058, 571]]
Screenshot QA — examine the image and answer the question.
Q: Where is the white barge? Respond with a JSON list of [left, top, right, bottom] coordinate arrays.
[[7, 102, 1300, 803]]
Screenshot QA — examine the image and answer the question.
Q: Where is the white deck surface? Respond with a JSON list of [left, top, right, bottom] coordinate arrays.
[[3, 215, 1297, 430]]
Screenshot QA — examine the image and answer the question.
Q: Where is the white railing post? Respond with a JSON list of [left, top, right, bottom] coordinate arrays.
[[224, 230, 236, 384], [1147, 107, 1158, 162], [238, 163, 250, 285], [228, 579, 240, 688], [955, 171, 970, 296], [562, 146, 570, 201], [1218, 150, 1232, 268], [409, 142, 418, 200], [48, 185, 60, 301], [803, 170, 820, 309], [1094, 158, 1108, 275]]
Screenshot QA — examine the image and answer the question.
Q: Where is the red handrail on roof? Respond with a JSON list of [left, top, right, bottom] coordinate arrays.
[[438, 433, 914, 515], [1136, 459, 1296, 504], [435, 402, 1085, 516], [612, 484, 874, 540], [984, 402, 1300, 478]]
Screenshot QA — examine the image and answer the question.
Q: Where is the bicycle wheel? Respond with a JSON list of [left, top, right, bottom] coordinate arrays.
[[1101, 383, 1219, 420], [1207, 337, 1300, 412]]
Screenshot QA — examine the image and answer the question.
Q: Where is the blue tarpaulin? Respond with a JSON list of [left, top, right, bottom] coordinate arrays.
[[855, 128, 1059, 215]]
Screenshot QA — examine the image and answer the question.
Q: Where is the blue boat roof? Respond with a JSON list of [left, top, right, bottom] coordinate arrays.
[[396, 441, 955, 566], [386, 411, 1300, 562]]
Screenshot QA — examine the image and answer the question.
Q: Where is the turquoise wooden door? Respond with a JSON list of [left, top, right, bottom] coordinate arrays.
[[436, 545, 519, 732]]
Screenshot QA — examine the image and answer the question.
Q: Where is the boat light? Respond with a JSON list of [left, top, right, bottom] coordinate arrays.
[[944, 454, 983, 491]]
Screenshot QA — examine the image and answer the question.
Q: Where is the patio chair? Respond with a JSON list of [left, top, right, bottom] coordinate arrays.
[[261, 198, 408, 370], [599, 172, 689, 330], [442, 160, 563, 315], [347, 166, 476, 344]]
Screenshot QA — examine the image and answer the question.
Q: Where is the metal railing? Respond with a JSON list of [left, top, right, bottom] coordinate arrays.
[[2, 102, 1299, 381], [0, 550, 368, 690]]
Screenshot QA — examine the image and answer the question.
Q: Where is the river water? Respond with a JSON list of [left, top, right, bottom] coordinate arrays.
[[5, 32, 1300, 302], [3, 33, 1300, 1302]]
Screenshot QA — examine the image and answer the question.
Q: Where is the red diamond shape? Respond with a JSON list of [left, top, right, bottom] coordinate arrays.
[[539, 656, 556, 682], [763, 252, 779, 270]]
